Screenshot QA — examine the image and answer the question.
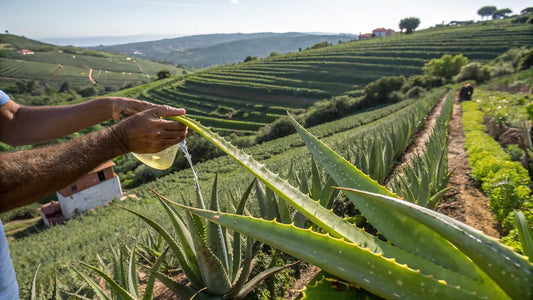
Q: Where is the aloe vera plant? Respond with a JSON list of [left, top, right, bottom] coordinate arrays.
[[165, 114, 533, 299]]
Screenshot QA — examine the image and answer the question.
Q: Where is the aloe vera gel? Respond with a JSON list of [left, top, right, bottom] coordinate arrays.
[[132, 143, 180, 170]]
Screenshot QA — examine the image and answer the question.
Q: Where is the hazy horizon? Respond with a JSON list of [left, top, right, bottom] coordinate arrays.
[[1, 0, 531, 46]]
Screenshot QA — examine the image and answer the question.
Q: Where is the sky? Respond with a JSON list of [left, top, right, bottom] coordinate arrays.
[[0, 0, 531, 44]]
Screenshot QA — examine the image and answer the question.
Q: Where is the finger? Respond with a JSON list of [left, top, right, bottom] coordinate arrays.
[[159, 119, 188, 131], [160, 129, 188, 139], [149, 105, 186, 118]]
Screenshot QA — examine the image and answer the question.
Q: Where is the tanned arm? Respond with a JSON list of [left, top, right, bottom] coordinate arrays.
[[0, 97, 160, 146], [0, 105, 187, 211], [0, 127, 125, 211]]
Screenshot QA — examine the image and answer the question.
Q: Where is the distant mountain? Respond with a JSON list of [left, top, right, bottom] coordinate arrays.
[[91, 32, 357, 67], [40, 34, 185, 47]]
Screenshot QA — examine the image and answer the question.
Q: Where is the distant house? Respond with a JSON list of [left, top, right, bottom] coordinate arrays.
[[372, 28, 395, 37], [17, 49, 34, 55], [133, 50, 143, 55], [55, 161, 123, 220], [359, 33, 374, 40]]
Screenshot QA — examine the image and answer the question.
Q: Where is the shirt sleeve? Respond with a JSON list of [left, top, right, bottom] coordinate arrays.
[[0, 90, 10, 106]]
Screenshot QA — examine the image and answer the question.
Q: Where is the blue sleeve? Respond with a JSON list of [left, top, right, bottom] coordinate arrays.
[[0, 90, 10, 106]]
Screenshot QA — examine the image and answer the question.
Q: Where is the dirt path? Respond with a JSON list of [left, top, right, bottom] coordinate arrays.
[[437, 97, 500, 238], [388, 93, 448, 179]]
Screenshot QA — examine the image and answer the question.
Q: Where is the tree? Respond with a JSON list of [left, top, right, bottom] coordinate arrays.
[[244, 56, 257, 62], [477, 6, 497, 20], [521, 7, 533, 14], [399, 17, 421, 34], [423, 54, 468, 82], [156, 69, 171, 80], [492, 8, 512, 19]]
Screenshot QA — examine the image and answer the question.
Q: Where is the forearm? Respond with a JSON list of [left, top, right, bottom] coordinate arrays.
[[7, 98, 113, 146], [0, 126, 127, 211]]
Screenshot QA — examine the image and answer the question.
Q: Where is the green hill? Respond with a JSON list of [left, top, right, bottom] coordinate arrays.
[[0, 34, 182, 91], [92, 32, 357, 67], [131, 20, 532, 134]]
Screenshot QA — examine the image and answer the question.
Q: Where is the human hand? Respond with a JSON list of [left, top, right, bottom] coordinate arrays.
[[111, 105, 187, 154], [108, 97, 160, 121]]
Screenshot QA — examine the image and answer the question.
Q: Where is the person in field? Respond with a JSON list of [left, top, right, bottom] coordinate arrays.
[[0, 89, 187, 299], [459, 83, 474, 101]]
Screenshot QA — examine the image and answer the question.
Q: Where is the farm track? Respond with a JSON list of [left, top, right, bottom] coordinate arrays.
[[386, 93, 448, 182], [437, 96, 500, 238]]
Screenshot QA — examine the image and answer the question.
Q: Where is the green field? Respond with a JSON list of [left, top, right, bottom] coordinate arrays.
[[0, 34, 182, 91], [131, 20, 533, 133]]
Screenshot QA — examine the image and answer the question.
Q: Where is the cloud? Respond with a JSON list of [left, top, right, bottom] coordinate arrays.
[[230, 0, 240, 5]]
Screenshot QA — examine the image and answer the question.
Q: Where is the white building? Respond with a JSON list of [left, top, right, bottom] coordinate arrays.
[[56, 161, 123, 219]]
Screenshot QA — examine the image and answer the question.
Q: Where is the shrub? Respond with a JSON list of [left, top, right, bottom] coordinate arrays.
[[454, 62, 491, 83], [405, 86, 425, 98], [423, 54, 468, 82], [363, 76, 406, 104], [506, 144, 525, 161]]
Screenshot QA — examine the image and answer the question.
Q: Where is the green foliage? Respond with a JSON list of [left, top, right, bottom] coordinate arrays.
[[387, 93, 454, 209], [399, 17, 421, 34], [423, 54, 468, 82], [244, 56, 258, 62], [506, 144, 525, 162], [478, 6, 497, 20], [462, 100, 532, 222], [492, 8, 513, 20], [363, 76, 406, 104], [170, 113, 533, 300], [156, 69, 172, 80], [454, 62, 491, 84]]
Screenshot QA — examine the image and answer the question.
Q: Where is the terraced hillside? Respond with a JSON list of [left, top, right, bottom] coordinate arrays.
[[137, 20, 532, 134], [0, 34, 182, 90]]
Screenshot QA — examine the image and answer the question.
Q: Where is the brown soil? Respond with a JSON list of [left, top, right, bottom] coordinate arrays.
[[436, 96, 500, 238]]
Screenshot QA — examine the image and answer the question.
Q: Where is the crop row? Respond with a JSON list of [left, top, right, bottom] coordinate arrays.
[[9, 88, 444, 294]]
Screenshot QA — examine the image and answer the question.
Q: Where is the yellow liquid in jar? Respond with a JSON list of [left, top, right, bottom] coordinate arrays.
[[132, 144, 179, 170]]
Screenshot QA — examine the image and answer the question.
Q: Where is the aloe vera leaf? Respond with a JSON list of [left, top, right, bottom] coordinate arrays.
[[30, 264, 40, 300], [207, 174, 230, 273], [170, 116, 372, 246], [301, 272, 382, 300], [234, 261, 300, 300], [152, 272, 216, 300], [154, 194, 201, 277], [179, 207, 503, 300], [225, 237, 254, 299], [146, 187, 198, 263], [339, 188, 533, 300], [127, 244, 139, 299], [186, 211, 232, 295], [170, 116, 497, 288], [288, 113, 493, 283], [73, 268, 111, 300], [143, 247, 169, 300], [514, 210, 533, 262], [310, 157, 322, 199], [254, 179, 268, 218], [232, 179, 255, 282], [79, 261, 135, 300], [318, 175, 337, 208], [119, 206, 204, 288]]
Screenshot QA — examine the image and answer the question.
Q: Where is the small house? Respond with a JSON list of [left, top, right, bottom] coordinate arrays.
[[17, 49, 34, 55], [56, 161, 123, 219], [372, 28, 395, 37], [359, 33, 374, 40]]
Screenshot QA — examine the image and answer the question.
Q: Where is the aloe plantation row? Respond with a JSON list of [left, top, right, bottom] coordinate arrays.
[[65, 88, 523, 300], [115, 111, 531, 299]]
